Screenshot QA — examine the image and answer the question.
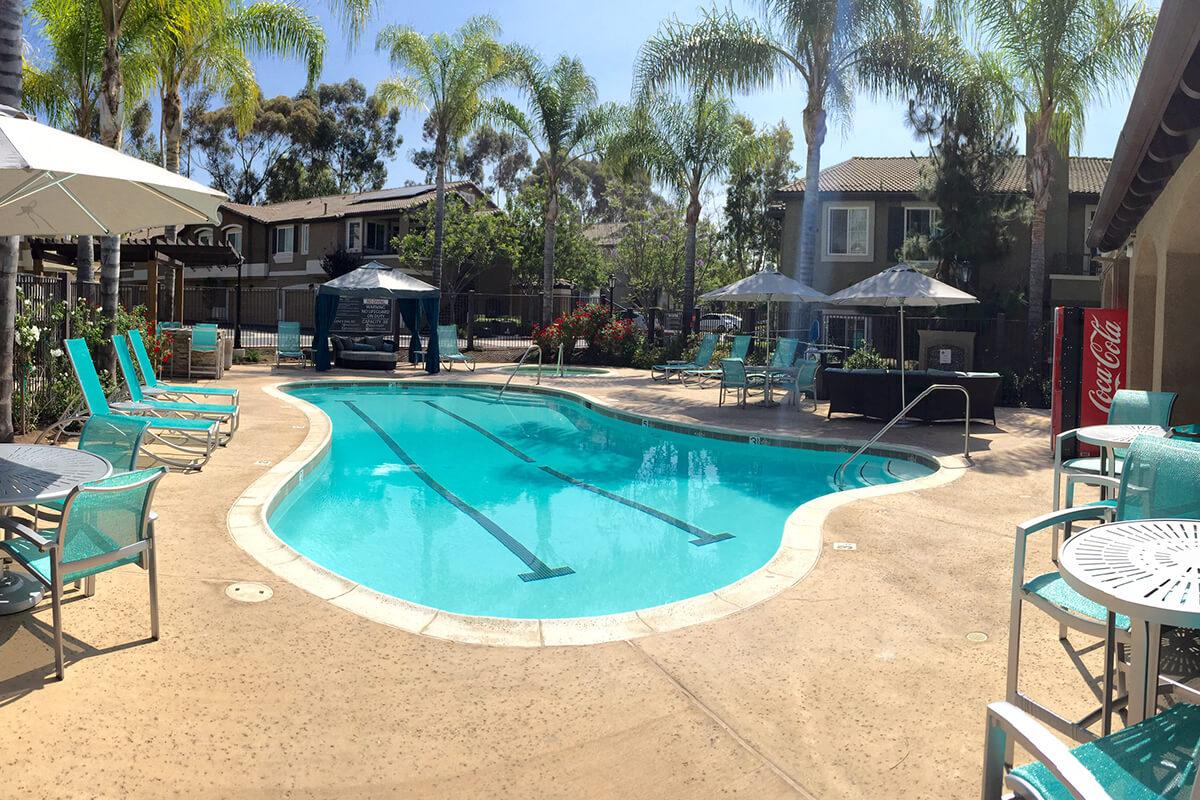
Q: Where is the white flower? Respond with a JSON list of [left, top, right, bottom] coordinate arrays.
[[29, 325, 40, 341], [50, 347, 63, 358]]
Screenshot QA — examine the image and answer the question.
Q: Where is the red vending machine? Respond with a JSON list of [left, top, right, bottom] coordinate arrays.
[[1050, 306, 1128, 455]]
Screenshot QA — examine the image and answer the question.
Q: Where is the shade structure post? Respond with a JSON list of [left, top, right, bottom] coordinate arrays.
[[144, 260, 157, 324], [899, 302, 907, 412], [173, 264, 185, 323]]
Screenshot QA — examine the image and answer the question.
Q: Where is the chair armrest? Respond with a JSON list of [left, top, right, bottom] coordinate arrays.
[[985, 702, 1112, 800], [1016, 505, 1114, 538], [1066, 474, 1122, 494], [0, 516, 54, 551]]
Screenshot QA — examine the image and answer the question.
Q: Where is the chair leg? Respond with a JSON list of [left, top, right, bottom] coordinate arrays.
[[147, 535, 159, 640], [84, 574, 95, 598], [1004, 594, 1024, 767], [49, 557, 64, 680], [981, 712, 1009, 800]]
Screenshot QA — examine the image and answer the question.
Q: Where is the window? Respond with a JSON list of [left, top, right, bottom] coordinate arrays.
[[195, 228, 213, 246], [826, 206, 870, 257], [903, 206, 941, 261], [272, 225, 294, 254], [365, 220, 389, 252], [346, 219, 362, 252], [223, 227, 242, 254], [301, 223, 310, 255]]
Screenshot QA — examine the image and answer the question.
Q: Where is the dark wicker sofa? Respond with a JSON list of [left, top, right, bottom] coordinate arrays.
[[824, 368, 1000, 423], [330, 335, 398, 370]]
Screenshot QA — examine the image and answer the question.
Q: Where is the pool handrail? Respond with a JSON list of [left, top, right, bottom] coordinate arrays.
[[499, 345, 542, 399]]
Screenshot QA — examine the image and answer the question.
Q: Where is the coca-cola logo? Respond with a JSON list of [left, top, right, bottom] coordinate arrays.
[[1087, 315, 1123, 416]]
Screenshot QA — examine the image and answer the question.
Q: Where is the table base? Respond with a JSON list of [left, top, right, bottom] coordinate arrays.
[[0, 567, 44, 615]]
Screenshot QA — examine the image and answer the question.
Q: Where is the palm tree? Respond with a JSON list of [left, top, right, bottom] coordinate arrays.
[[613, 91, 745, 332], [489, 53, 617, 324], [374, 15, 511, 296], [941, 0, 1155, 366], [0, 0, 18, 441], [636, 1, 919, 330]]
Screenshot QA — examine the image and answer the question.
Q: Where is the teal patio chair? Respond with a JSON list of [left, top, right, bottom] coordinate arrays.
[[1007, 435, 1200, 743], [437, 324, 474, 371], [114, 336, 238, 439], [65, 338, 218, 471], [767, 337, 800, 372], [275, 321, 307, 368], [128, 330, 238, 406], [682, 334, 751, 387], [156, 321, 181, 336], [652, 333, 718, 382], [187, 324, 222, 379], [0, 466, 166, 680], [785, 358, 819, 411], [1053, 389, 1177, 514], [982, 697, 1200, 800], [717, 358, 765, 408]]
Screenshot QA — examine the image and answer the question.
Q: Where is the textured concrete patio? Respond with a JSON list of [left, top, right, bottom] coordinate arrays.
[[0, 364, 1089, 798]]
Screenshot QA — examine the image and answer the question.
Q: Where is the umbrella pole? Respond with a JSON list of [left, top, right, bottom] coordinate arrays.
[[899, 302, 907, 413], [765, 298, 771, 363]]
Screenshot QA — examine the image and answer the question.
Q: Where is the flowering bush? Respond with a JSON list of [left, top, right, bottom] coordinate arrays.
[[531, 303, 645, 366]]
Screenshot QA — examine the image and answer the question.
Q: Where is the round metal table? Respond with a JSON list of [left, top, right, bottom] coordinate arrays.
[[0, 444, 112, 615], [1059, 518, 1200, 724]]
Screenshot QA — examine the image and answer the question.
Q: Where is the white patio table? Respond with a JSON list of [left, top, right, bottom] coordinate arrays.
[[0, 444, 111, 614], [1059, 518, 1200, 726]]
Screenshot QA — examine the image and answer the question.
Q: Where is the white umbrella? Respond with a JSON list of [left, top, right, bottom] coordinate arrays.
[[828, 263, 977, 412], [0, 106, 225, 235], [699, 264, 828, 356]]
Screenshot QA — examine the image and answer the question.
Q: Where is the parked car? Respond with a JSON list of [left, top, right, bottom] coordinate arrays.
[[698, 312, 742, 333], [620, 309, 661, 333]]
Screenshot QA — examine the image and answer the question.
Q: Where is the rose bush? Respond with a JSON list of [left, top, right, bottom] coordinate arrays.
[[531, 303, 645, 367]]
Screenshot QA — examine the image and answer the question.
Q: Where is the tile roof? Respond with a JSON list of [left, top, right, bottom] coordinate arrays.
[[777, 156, 1111, 196], [221, 181, 492, 224]]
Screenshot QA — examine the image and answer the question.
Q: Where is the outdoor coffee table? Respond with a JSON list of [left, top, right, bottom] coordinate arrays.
[[1058, 518, 1200, 726], [1075, 423, 1167, 478], [0, 444, 112, 615]]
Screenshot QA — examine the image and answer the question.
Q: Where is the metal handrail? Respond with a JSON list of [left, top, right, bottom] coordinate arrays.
[[498, 345, 542, 399], [833, 384, 972, 489]]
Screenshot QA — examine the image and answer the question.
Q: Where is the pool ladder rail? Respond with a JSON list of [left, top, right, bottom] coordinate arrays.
[[498, 345, 543, 399], [832, 384, 973, 489]]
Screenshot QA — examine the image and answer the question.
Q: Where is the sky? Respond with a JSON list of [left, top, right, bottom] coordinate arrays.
[[31, 0, 1162, 195]]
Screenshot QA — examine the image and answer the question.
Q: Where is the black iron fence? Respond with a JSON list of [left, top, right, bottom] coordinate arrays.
[[817, 312, 1028, 374]]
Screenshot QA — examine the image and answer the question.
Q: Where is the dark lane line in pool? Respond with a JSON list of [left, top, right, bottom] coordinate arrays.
[[538, 467, 735, 548], [422, 401, 535, 463], [341, 400, 573, 583], [421, 400, 734, 548]]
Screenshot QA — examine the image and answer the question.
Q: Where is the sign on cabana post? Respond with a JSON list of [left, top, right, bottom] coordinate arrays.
[[332, 296, 392, 334]]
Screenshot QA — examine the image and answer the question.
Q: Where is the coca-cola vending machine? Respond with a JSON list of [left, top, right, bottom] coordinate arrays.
[[1051, 306, 1127, 456]]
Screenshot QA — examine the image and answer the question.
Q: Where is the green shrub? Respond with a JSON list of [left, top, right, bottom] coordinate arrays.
[[845, 344, 888, 370]]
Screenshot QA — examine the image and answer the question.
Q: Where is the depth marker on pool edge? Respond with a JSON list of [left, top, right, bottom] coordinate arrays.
[[341, 400, 573, 582]]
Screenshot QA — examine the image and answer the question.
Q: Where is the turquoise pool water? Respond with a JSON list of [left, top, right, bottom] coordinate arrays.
[[270, 383, 932, 619]]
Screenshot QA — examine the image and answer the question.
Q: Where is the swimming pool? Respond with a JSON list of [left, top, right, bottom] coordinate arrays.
[[268, 382, 934, 620]]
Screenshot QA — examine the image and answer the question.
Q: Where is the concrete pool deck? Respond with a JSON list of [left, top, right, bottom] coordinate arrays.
[[0, 364, 1088, 798]]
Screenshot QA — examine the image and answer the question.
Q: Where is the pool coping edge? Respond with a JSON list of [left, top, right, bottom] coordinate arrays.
[[226, 377, 966, 648]]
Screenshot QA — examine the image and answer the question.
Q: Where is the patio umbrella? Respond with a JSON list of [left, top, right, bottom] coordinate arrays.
[[0, 106, 225, 235], [699, 264, 828, 358], [827, 263, 977, 413]]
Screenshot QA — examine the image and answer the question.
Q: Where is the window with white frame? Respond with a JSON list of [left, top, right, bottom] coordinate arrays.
[[301, 223, 310, 255], [223, 226, 242, 254], [826, 205, 870, 257], [903, 205, 941, 261], [365, 220, 389, 252], [272, 224, 294, 254], [346, 219, 362, 252]]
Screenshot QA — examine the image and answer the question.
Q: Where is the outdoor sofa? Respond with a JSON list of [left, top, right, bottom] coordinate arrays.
[[823, 367, 1000, 423], [329, 335, 398, 370]]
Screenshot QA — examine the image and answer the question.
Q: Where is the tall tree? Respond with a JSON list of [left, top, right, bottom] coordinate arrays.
[[612, 90, 745, 332], [942, 0, 1155, 366], [489, 53, 617, 323], [374, 15, 511, 298], [636, 1, 919, 329], [0, 0, 18, 440], [724, 116, 796, 276]]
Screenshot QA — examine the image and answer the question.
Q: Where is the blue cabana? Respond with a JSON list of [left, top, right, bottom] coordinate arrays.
[[314, 262, 441, 373]]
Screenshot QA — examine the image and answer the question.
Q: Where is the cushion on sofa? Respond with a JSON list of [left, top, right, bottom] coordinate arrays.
[[351, 343, 375, 352]]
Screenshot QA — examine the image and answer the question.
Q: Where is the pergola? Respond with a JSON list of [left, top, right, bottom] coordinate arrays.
[[28, 237, 245, 344]]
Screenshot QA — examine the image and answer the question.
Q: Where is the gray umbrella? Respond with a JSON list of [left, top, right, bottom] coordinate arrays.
[[699, 264, 827, 358]]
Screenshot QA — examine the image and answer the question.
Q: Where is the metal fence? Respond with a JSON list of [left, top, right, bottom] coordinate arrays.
[[817, 312, 1028, 374]]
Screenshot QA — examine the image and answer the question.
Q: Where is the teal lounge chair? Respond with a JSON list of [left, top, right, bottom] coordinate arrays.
[[766, 337, 800, 372], [128, 329, 238, 406], [1052, 389, 1177, 513], [65, 338, 218, 472], [652, 333, 717, 382], [682, 334, 751, 387], [0, 467, 165, 679], [187, 324, 222, 379], [784, 358, 819, 411], [437, 325, 474, 371], [114, 335, 238, 439], [1008, 435, 1200, 743], [156, 321, 181, 336], [982, 698, 1200, 800], [276, 321, 307, 368], [718, 358, 765, 408]]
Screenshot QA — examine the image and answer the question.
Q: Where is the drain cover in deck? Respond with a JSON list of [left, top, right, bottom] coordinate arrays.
[[225, 582, 273, 603]]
